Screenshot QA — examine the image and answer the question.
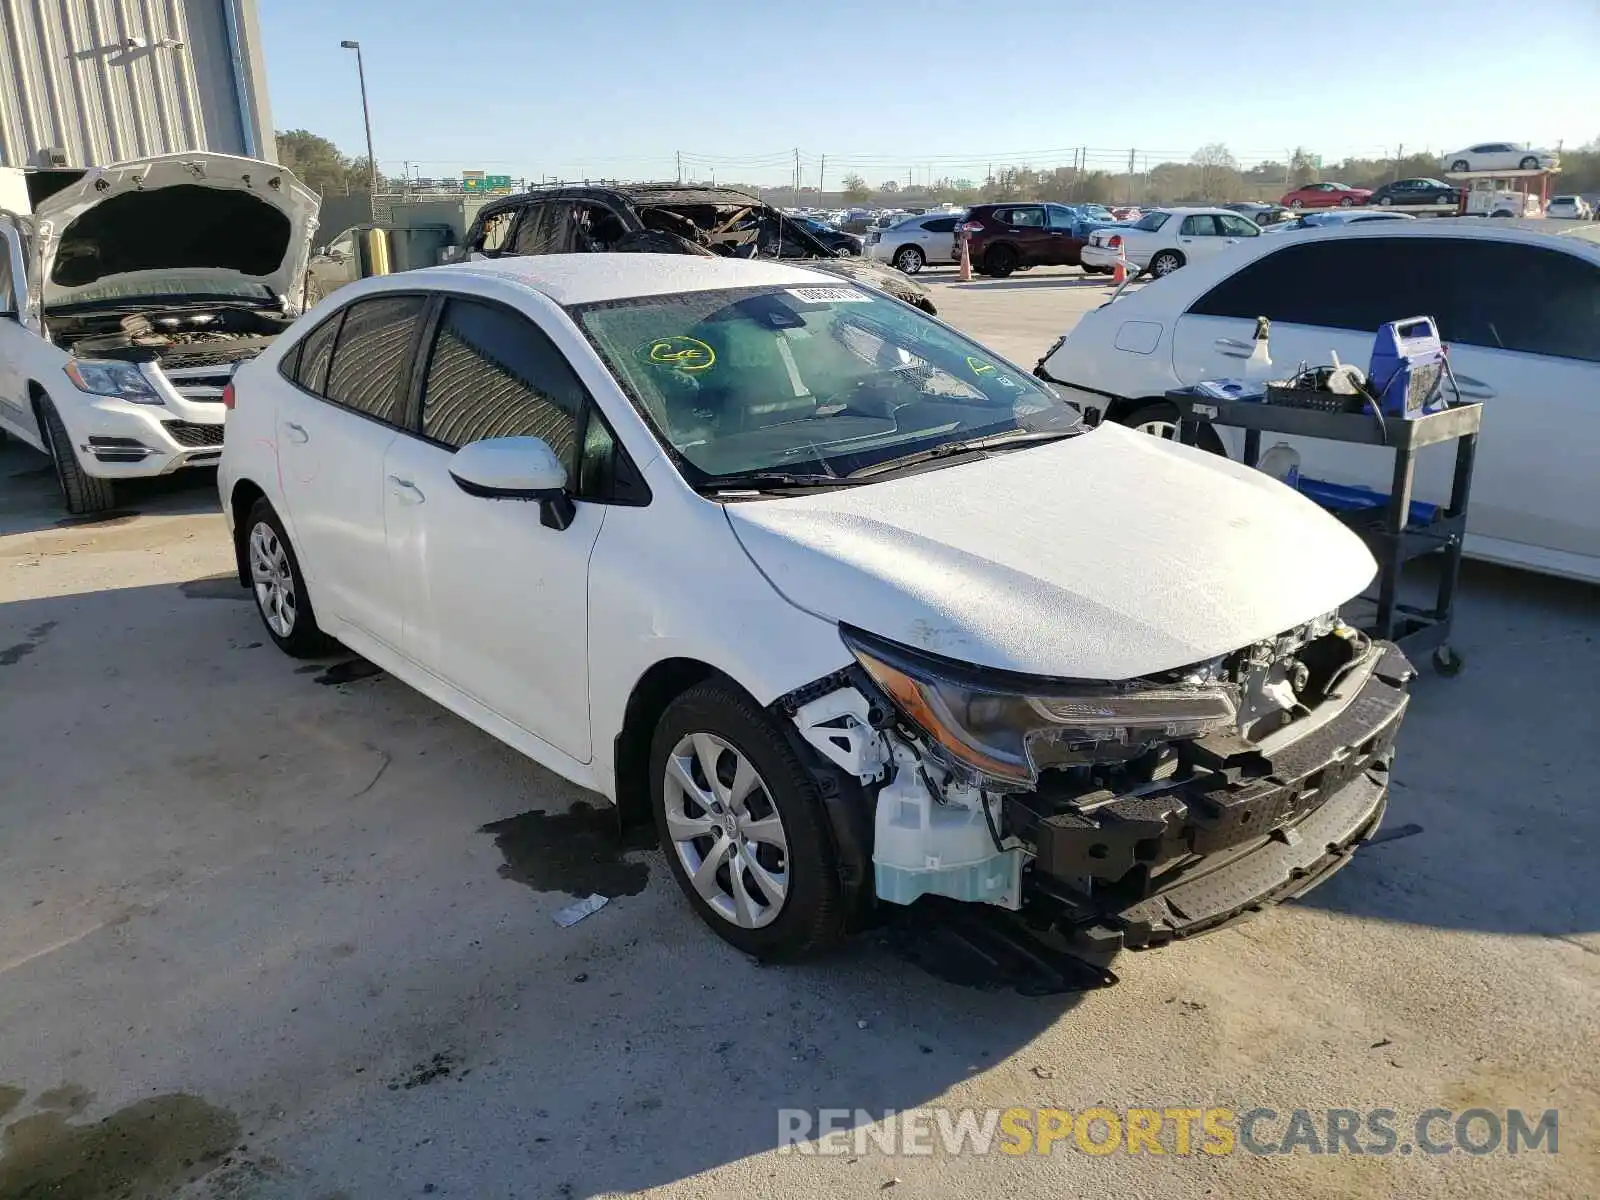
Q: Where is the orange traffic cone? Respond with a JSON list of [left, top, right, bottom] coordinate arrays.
[[1111, 252, 1127, 286], [958, 232, 973, 282]]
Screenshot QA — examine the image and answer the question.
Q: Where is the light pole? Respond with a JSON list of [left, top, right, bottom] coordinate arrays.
[[340, 40, 378, 218]]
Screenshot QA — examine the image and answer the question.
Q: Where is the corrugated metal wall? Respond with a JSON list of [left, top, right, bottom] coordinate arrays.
[[0, 0, 274, 168]]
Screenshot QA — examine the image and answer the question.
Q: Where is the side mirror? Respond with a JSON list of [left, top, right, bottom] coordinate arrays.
[[448, 437, 575, 530]]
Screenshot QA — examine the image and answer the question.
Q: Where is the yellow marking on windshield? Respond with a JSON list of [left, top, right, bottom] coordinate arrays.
[[966, 356, 996, 376], [639, 335, 716, 372]]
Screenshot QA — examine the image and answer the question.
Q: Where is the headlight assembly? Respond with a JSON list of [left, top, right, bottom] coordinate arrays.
[[64, 359, 163, 404], [842, 626, 1237, 788]]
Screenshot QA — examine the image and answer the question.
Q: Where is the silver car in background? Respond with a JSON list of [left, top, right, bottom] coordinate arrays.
[[867, 212, 964, 274]]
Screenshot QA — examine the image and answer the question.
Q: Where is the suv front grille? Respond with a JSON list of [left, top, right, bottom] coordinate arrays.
[[163, 420, 226, 448]]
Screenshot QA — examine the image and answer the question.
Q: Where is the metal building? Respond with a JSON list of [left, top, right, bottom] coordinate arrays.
[[0, 0, 275, 168]]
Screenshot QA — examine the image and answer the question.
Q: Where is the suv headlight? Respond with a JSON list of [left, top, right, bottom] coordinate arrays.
[[843, 627, 1237, 787], [64, 359, 163, 404]]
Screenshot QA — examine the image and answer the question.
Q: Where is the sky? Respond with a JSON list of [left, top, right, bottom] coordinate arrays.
[[258, 0, 1600, 186]]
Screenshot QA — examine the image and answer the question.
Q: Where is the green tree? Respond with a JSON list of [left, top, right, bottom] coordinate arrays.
[[275, 130, 384, 196], [1288, 147, 1319, 189]]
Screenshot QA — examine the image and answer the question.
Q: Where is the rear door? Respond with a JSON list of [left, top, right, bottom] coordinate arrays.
[[917, 216, 958, 263], [1176, 213, 1227, 261], [997, 205, 1050, 264], [275, 293, 430, 650]]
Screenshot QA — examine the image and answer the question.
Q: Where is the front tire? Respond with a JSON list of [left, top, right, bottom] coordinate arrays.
[[1451, 159, 1470, 172], [892, 245, 925, 274], [1339, 196, 1355, 207], [1288, 198, 1304, 209], [650, 679, 844, 959], [1378, 196, 1392, 206], [1149, 249, 1184, 277], [1518, 156, 1538, 170], [244, 498, 333, 658], [37, 394, 117, 515], [1121, 402, 1225, 454]]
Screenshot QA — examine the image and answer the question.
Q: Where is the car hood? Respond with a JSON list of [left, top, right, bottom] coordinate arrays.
[[725, 423, 1377, 680], [32, 153, 320, 313]]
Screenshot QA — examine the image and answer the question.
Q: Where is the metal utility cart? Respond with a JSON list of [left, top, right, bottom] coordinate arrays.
[[1167, 390, 1483, 675]]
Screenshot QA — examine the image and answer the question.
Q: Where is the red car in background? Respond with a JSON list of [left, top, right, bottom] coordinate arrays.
[[1280, 182, 1372, 209]]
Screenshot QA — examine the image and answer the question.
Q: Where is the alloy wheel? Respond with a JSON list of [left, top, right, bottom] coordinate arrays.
[[1135, 419, 1179, 440], [662, 732, 789, 929], [1151, 253, 1180, 277], [248, 521, 297, 638]]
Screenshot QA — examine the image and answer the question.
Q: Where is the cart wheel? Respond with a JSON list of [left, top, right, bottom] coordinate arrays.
[[1432, 647, 1463, 677]]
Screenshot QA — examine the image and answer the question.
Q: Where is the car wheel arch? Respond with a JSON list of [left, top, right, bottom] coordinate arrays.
[[612, 656, 723, 833], [1102, 394, 1225, 454], [229, 479, 269, 585]]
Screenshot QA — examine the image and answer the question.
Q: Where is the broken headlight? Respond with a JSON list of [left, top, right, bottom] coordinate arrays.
[[842, 626, 1237, 788]]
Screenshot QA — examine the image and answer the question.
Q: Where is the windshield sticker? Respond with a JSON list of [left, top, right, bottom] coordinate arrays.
[[638, 335, 716, 372], [965, 356, 996, 376], [785, 286, 871, 304]]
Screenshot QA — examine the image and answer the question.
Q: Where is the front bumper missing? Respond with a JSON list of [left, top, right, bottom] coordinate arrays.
[[1022, 643, 1412, 950]]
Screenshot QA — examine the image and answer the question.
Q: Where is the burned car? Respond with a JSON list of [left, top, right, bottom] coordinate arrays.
[[454, 183, 938, 314], [0, 153, 317, 513]]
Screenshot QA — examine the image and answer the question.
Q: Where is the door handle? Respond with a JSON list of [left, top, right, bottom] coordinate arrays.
[[283, 421, 308, 444], [387, 475, 426, 503]]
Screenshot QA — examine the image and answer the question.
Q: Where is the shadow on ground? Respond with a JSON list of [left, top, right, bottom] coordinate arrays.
[[1298, 559, 1599, 943], [0, 436, 221, 537]]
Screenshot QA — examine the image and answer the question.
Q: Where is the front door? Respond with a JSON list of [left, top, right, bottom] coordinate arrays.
[[384, 294, 603, 762], [276, 294, 428, 651], [0, 218, 38, 443]]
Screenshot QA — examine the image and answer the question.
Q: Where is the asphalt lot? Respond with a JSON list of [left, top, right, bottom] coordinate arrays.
[[1, 267, 1596, 1200]]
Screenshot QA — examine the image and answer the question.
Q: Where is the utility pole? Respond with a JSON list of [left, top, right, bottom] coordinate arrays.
[[339, 40, 379, 220], [794, 147, 801, 206], [676, 151, 682, 184], [817, 154, 825, 197], [1394, 145, 1402, 181], [1127, 147, 1135, 203]]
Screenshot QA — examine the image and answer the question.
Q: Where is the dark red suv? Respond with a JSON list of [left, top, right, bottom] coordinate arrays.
[[956, 202, 1086, 276]]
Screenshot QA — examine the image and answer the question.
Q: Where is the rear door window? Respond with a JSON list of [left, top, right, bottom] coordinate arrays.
[[322, 295, 429, 424], [1180, 215, 1222, 236], [288, 311, 344, 394], [1046, 204, 1077, 229], [474, 208, 517, 256], [1004, 206, 1045, 228], [921, 217, 957, 234]]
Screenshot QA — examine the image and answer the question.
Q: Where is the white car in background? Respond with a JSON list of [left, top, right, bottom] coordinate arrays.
[[1080, 208, 1262, 278], [1546, 195, 1593, 220], [867, 211, 963, 273], [219, 253, 1411, 959], [1038, 222, 1600, 584], [1442, 143, 1559, 173], [0, 153, 317, 513]]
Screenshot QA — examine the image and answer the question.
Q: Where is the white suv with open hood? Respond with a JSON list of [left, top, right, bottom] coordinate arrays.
[[0, 153, 317, 513]]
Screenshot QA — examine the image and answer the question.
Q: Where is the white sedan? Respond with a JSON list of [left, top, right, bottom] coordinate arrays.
[[1441, 143, 1559, 173], [220, 253, 1410, 958], [1039, 222, 1600, 585], [1546, 195, 1593, 220], [1080, 207, 1262, 278]]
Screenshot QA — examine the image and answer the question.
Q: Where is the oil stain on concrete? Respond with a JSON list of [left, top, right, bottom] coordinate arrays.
[[480, 803, 651, 899], [314, 658, 384, 686], [0, 622, 57, 667], [0, 1090, 239, 1200]]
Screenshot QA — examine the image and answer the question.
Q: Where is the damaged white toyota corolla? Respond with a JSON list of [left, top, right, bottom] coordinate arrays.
[[218, 254, 1413, 959]]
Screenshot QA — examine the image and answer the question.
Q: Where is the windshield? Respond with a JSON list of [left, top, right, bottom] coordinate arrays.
[[572, 283, 1081, 485], [1133, 211, 1170, 232]]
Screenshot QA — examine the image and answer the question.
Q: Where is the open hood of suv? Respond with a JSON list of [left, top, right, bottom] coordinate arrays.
[[726, 423, 1377, 681], [32, 153, 319, 313]]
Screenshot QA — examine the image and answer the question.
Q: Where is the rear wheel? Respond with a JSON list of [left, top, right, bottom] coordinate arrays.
[[892, 244, 925, 274], [1148, 249, 1184, 278], [37, 394, 117, 515], [650, 679, 844, 959], [244, 498, 333, 657], [984, 244, 1019, 277], [1288, 198, 1304, 209]]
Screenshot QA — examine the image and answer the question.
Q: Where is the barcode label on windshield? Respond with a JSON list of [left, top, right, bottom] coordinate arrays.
[[786, 286, 872, 304]]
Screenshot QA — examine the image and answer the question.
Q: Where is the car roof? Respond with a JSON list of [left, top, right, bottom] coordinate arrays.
[[1108, 220, 1600, 312], [407, 252, 841, 306], [477, 182, 768, 218]]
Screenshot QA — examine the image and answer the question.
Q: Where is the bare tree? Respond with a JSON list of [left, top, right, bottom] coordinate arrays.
[[1190, 143, 1240, 201], [841, 173, 871, 204]]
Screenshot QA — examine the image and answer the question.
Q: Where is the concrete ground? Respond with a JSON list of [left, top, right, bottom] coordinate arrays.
[[1, 270, 1596, 1200]]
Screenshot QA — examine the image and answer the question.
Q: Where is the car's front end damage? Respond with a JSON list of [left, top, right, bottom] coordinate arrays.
[[776, 610, 1412, 952]]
